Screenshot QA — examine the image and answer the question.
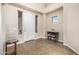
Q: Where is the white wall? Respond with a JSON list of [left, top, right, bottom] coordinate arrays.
[[0, 3, 3, 54], [0, 4, 6, 54], [63, 3, 79, 54], [42, 14, 47, 38], [46, 8, 63, 42]]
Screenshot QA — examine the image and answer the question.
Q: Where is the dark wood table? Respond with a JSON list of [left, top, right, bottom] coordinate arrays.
[[5, 40, 18, 55], [47, 31, 59, 41]]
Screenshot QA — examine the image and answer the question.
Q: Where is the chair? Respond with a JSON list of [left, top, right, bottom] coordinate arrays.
[[5, 39, 18, 55]]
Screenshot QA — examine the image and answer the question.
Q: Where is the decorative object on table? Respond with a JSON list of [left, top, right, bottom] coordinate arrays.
[[51, 28, 55, 31]]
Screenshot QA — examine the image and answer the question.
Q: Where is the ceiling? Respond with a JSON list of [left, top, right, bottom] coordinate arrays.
[[44, 3, 53, 7]]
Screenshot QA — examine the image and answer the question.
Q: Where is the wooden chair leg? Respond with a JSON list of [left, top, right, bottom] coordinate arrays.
[[5, 43, 7, 55], [14, 42, 17, 55]]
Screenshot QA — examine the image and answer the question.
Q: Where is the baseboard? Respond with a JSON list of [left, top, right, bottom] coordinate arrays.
[[34, 37, 42, 40], [17, 41, 25, 44], [41, 37, 47, 39], [58, 40, 63, 43], [7, 41, 25, 47], [63, 43, 79, 55]]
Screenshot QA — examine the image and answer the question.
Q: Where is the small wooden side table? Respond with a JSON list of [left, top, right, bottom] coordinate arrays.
[[47, 31, 59, 41], [5, 40, 18, 55]]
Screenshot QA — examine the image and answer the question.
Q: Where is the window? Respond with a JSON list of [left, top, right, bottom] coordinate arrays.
[[35, 15, 38, 33], [18, 10, 23, 34], [52, 16, 59, 23]]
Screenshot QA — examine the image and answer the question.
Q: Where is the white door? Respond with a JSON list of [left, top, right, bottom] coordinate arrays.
[[23, 11, 35, 41], [6, 4, 18, 41]]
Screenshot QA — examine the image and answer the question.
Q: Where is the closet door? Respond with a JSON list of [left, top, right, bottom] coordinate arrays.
[[23, 11, 35, 41]]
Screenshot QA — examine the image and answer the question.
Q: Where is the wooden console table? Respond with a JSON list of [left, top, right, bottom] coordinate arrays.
[[47, 31, 59, 41], [5, 40, 18, 55]]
